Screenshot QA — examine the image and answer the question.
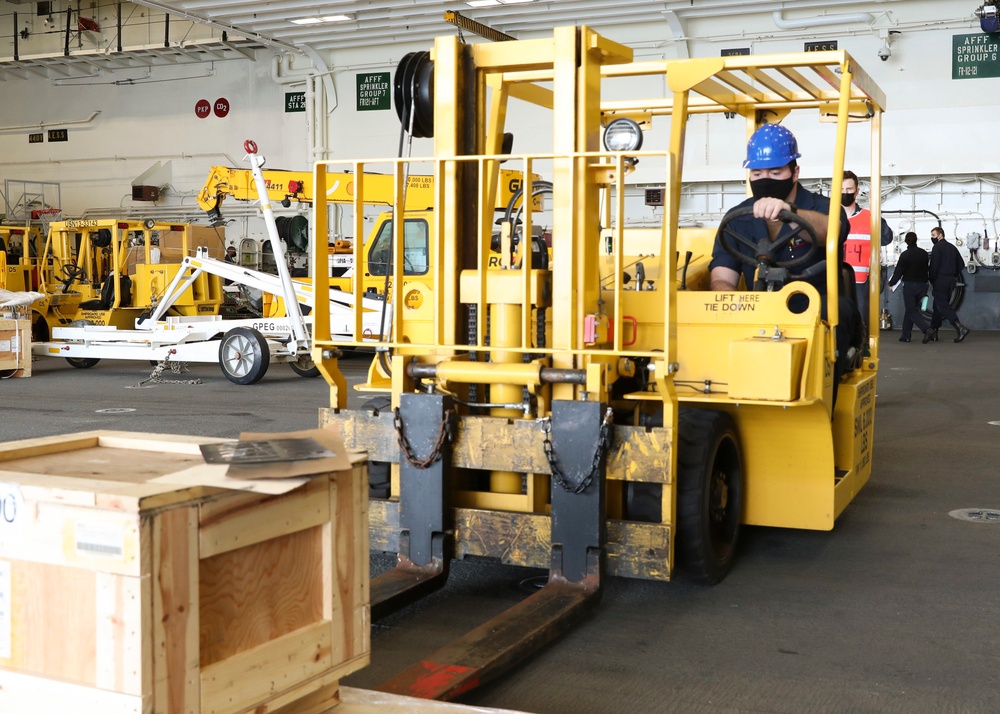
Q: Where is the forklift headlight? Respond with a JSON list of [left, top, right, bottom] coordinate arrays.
[[603, 118, 643, 153]]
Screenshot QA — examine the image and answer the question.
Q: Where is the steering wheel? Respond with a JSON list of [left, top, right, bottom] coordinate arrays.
[[60, 263, 87, 292], [718, 205, 822, 278]]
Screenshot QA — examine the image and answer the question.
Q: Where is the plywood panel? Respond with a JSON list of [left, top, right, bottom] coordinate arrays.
[[199, 525, 324, 666], [2, 560, 97, 685]]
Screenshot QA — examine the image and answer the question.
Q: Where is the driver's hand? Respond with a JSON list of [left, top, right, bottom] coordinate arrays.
[[752, 197, 790, 222]]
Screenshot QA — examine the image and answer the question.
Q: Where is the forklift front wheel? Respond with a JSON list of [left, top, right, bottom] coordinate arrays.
[[289, 354, 321, 378], [218, 327, 270, 385], [676, 409, 743, 585]]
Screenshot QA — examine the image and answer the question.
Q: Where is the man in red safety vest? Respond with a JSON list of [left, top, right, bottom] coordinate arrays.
[[841, 170, 893, 333]]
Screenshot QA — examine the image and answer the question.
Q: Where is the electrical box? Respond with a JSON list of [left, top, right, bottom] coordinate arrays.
[[131, 185, 160, 202], [729, 336, 806, 401]]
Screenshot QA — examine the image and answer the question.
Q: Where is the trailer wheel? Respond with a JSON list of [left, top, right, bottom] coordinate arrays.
[[66, 357, 100, 369], [289, 355, 321, 378], [362, 396, 392, 499], [676, 409, 743, 584], [218, 327, 270, 385]]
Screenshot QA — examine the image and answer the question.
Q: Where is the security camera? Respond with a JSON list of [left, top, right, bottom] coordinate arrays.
[[877, 45, 891, 61]]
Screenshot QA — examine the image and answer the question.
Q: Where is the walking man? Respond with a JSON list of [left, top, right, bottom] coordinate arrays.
[[887, 231, 929, 342], [923, 226, 970, 343]]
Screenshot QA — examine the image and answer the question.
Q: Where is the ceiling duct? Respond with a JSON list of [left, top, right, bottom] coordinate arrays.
[[773, 11, 875, 29]]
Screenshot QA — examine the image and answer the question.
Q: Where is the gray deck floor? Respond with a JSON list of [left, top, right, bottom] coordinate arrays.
[[3, 334, 999, 713]]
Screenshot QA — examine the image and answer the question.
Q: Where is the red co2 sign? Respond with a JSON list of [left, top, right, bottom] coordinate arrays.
[[195, 99, 211, 118], [214, 97, 231, 118]]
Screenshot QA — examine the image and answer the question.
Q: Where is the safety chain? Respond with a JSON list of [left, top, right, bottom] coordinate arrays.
[[133, 355, 202, 388], [541, 406, 614, 494], [393, 407, 456, 469]]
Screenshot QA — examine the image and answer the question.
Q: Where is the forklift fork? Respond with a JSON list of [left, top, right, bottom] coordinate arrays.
[[376, 399, 609, 700], [370, 393, 454, 620]]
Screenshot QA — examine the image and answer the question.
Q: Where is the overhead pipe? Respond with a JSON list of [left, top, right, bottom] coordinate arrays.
[[772, 11, 874, 29], [0, 111, 102, 133]]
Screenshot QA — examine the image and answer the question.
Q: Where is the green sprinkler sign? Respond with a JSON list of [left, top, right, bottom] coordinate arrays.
[[357, 72, 391, 111], [953, 33, 1000, 79]]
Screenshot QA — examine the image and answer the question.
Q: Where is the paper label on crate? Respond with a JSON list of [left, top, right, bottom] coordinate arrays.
[[9, 334, 18, 353], [0, 339, 10, 353], [0, 560, 10, 660], [0, 483, 22, 526], [75, 521, 126, 559]]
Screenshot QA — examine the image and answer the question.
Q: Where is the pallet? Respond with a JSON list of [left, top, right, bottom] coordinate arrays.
[[0, 430, 369, 713]]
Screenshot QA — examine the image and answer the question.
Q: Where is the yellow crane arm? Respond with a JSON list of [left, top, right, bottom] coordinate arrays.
[[197, 165, 535, 218]]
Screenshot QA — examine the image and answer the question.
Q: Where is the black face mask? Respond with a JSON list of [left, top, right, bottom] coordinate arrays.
[[750, 176, 795, 201], [931, 236, 941, 244], [841, 192, 856, 207]]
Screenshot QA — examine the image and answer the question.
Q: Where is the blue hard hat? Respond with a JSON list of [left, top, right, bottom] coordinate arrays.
[[743, 123, 801, 169]]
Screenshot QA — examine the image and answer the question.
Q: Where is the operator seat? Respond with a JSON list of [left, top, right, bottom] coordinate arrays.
[[79, 273, 133, 311], [837, 260, 865, 372]]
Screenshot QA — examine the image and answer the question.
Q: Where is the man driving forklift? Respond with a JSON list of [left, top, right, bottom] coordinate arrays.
[[708, 122, 858, 387]]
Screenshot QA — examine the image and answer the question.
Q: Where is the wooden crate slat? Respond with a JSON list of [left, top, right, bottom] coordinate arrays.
[[95, 571, 144, 695], [198, 474, 330, 559], [199, 620, 334, 714], [152, 505, 200, 711]]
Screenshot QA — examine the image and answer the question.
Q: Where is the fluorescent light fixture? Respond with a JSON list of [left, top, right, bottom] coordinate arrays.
[[290, 14, 353, 25], [466, 0, 534, 6]]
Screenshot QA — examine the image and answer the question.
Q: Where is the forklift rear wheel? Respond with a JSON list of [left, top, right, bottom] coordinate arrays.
[[66, 357, 100, 369], [218, 327, 270, 385], [362, 396, 392, 499], [289, 355, 321, 378], [676, 409, 743, 584], [32, 315, 49, 342]]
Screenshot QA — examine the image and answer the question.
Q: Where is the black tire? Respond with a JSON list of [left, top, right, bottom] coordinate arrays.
[[218, 327, 270, 385], [289, 355, 321, 378], [32, 314, 50, 343], [66, 357, 100, 369], [676, 409, 743, 585], [362, 396, 393, 499]]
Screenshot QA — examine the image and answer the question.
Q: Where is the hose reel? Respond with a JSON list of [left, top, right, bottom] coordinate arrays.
[[274, 215, 309, 251], [394, 51, 434, 138]]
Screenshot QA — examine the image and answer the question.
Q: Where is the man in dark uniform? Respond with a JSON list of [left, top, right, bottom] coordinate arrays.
[[709, 123, 855, 389], [924, 226, 970, 343], [887, 231, 929, 342], [709, 124, 849, 297]]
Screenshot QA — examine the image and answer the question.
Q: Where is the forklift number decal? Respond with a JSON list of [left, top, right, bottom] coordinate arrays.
[[66, 219, 99, 229], [0, 484, 22, 525], [704, 293, 760, 311]]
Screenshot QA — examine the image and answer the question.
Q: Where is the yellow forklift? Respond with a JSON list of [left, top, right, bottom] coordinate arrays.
[[30, 219, 224, 354], [0, 225, 43, 293], [312, 26, 885, 700]]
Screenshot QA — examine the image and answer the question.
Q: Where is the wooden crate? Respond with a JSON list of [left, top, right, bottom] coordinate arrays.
[[0, 430, 369, 714], [0, 318, 30, 378]]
